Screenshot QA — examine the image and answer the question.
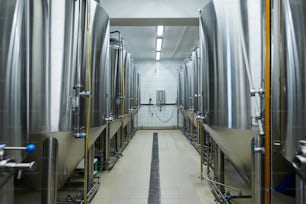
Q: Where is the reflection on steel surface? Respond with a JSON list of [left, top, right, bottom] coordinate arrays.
[[272, 0, 306, 163], [200, 1, 263, 130]]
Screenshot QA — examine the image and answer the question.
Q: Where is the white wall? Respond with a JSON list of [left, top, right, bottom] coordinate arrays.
[[135, 61, 182, 128], [102, 0, 210, 19]]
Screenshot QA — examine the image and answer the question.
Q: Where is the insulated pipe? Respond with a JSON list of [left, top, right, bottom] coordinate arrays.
[[264, 0, 272, 203], [252, 135, 264, 204], [41, 137, 58, 204]]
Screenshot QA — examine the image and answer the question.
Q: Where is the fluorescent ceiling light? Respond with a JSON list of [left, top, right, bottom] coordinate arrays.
[[157, 25, 164, 36], [156, 38, 163, 51], [156, 52, 161, 61]]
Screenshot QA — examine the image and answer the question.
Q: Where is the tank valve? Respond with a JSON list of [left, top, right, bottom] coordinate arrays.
[[105, 116, 114, 122], [196, 112, 207, 123], [0, 144, 36, 170], [196, 112, 205, 120], [293, 140, 306, 170], [250, 88, 265, 97], [71, 84, 91, 138]]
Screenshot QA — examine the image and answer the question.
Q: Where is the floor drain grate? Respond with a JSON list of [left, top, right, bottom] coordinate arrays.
[[148, 132, 160, 204]]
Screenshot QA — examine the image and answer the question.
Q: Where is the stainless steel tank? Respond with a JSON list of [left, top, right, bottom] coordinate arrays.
[[192, 48, 200, 113], [199, 0, 264, 183], [184, 59, 194, 110], [177, 70, 185, 108], [110, 38, 122, 117], [0, 1, 28, 203], [24, 0, 110, 189], [136, 73, 140, 108], [130, 61, 137, 109], [0, 0, 28, 163], [271, 0, 306, 163], [200, 0, 263, 130], [124, 52, 132, 113]]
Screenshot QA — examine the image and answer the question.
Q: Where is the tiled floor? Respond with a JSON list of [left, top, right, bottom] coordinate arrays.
[[91, 130, 215, 204]]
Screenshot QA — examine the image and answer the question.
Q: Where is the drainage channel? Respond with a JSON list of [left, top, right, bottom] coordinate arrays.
[[148, 132, 160, 204]]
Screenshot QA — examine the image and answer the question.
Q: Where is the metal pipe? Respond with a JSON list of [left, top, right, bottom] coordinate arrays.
[[296, 175, 306, 204], [83, 1, 92, 203], [214, 143, 224, 193], [199, 122, 203, 179], [251, 135, 264, 204], [41, 137, 58, 204], [264, 0, 272, 203]]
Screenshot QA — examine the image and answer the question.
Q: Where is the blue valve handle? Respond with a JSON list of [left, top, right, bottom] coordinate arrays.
[[0, 144, 36, 153], [26, 144, 36, 153]]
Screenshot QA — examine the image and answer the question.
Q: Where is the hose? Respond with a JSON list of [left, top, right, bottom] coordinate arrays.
[[150, 105, 177, 123]]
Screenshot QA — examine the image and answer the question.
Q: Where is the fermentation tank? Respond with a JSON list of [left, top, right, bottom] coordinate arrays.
[[184, 59, 194, 110], [130, 61, 137, 109], [177, 70, 185, 108], [0, 0, 28, 162], [135, 73, 140, 108], [110, 38, 122, 117], [192, 48, 201, 113], [124, 52, 132, 113], [24, 0, 110, 189], [199, 0, 264, 182], [201, 0, 263, 130], [0, 1, 28, 203], [272, 0, 306, 167]]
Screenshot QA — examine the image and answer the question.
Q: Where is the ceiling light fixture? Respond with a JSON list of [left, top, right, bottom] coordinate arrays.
[[156, 51, 161, 61], [156, 38, 163, 51], [157, 25, 164, 36]]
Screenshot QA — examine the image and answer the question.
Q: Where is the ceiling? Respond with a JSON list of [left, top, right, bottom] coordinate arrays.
[[110, 26, 199, 61], [101, 0, 208, 62]]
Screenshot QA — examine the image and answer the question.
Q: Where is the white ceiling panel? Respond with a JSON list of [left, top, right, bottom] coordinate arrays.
[[106, 0, 205, 62], [111, 26, 199, 61]]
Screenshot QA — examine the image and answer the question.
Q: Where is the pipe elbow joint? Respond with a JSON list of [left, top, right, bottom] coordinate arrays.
[[293, 155, 306, 170]]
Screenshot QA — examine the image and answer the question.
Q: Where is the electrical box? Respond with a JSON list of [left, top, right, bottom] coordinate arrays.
[[156, 90, 166, 105]]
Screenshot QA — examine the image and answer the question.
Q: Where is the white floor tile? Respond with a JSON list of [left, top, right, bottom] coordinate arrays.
[[91, 130, 215, 204]]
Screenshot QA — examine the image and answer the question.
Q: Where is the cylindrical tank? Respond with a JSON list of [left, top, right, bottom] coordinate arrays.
[[124, 52, 132, 113], [0, 0, 28, 162], [109, 38, 121, 117], [130, 61, 137, 109], [177, 70, 185, 108], [24, 0, 110, 189], [28, 0, 109, 134], [200, 0, 263, 130], [136, 73, 140, 108], [272, 0, 306, 163], [184, 59, 194, 110], [0, 1, 28, 202], [192, 49, 200, 113]]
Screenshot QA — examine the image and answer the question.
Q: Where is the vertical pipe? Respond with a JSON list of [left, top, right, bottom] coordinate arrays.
[[41, 137, 58, 204], [84, 1, 92, 203], [296, 175, 306, 204], [214, 144, 224, 193], [199, 123, 204, 179], [252, 135, 264, 204], [264, 0, 272, 203], [121, 40, 125, 149], [105, 124, 110, 166]]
